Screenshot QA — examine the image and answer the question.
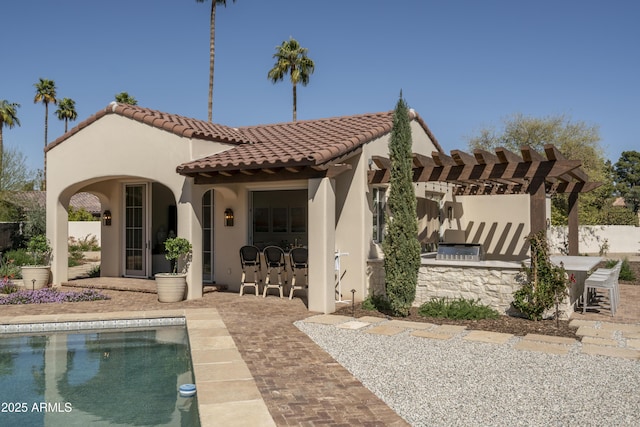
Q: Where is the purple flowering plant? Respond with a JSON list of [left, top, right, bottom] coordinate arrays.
[[0, 278, 109, 305]]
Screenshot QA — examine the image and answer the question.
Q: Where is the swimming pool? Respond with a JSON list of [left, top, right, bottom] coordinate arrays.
[[0, 326, 200, 426]]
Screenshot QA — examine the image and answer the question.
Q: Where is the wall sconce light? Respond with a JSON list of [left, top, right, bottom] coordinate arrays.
[[103, 210, 112, 226], [224, 208, 234, 227], [447, 206, 453, 222]]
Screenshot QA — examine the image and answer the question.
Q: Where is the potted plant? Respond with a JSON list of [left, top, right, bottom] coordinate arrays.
[[155, 236, 192, 302], [21, 234, 52, 290]]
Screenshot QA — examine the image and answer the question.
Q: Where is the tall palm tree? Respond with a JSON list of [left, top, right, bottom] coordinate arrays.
[[34, 78, 57, 190], [196, 0, 236, 122], [115, 92, 138, 105], [268, 37, 315, 122], [55, 98, 78, 133], [0, 100, 21, 190]]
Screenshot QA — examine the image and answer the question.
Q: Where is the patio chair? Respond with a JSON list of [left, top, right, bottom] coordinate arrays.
[[262, 246, 287, 298], [288, 247, 308, 300], [582, 260, 622, 316], [239, 245, 262, 296]]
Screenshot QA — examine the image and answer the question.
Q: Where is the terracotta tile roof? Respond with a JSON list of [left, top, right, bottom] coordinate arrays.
[[46, 102, 250, 151], [9, 191, 101, 215], [45, 103, 443, 177], [177, 110, 443, 175]]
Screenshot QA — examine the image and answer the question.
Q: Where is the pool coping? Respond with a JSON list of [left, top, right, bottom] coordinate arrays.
[[0, 309, 276, 427]]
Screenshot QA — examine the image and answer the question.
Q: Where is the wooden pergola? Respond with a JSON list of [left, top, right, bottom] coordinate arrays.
[[368, 144, 600, 255]]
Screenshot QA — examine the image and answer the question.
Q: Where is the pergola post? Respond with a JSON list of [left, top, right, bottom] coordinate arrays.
[[568, 191, 579, 255], [529, 176, 547, 236]]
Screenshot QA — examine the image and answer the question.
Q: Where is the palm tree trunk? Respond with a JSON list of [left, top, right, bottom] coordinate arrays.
[[292, 83, 297, 122], [0, 127, 3, 191], [44, 102, 48, 191], [207, 1, 216, 122]]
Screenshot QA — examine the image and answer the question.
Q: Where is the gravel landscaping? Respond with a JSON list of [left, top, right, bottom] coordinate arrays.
[[296, 321, 640, 427]]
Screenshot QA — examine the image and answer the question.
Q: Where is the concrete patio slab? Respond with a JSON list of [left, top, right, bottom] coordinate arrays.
[[432, 324, 467, 334], [626, 339, 640, 350], [357, 316, 387, 324], [199, 400, 276, 427], [196, 379, 263, 405]]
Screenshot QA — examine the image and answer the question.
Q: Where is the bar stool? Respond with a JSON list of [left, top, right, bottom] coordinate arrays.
[[289, 247, 308, 299], [239, 245, 261, 296], [262, 246, 287, 298]]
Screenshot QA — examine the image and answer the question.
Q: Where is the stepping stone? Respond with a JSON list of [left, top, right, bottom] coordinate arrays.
[[626, 339, 640, 350], [581, 344, 640, 360], [575, 326, 614, 339], [365, 325, 405, 336], [387, 320, 435, 330], [336, 320, 370, 330], [357, 316, 387, 324], [522, 334, 576, 345], [581, 336, 618, 347], [433, 324, 467, 334], [568, 319, 597, 328], [304, 315, 352, 325], [624, 331, 640, 339], [410, 330, 454, 340], [514, 339, 570, 355], [600, 323, 640, 334], [463, 330, 513, 344]]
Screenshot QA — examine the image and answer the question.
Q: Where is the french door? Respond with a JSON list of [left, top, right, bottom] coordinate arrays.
[[124, 184, 148, 277]]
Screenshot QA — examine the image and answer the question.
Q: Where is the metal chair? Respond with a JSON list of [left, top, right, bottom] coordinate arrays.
[[262, 246, 287, 298], [288, 247, 308, 300], [239, 245, 261, 296]]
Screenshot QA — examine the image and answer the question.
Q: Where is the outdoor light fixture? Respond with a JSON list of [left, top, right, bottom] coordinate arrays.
[[103, 210, 112, 226], [224, 208, 234, 227], [447, 206, 453, 222]]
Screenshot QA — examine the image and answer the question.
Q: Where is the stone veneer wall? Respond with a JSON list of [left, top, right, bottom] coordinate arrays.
[[367, 258, 576, 317], [367, 259, 524, 314]]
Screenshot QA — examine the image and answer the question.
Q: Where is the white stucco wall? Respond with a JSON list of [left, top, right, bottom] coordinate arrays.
[[68, 221, 101, 245], [548, 225, 640, 255]]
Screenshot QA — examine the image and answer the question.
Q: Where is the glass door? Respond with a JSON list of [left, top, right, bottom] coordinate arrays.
[[125, 184, 147, 277]]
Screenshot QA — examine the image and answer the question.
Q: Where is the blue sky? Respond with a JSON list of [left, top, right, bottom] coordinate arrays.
[[3, 0, 639, 174]]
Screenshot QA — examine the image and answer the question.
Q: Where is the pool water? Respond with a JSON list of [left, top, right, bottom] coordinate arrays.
[[0, 327, 200, 426]]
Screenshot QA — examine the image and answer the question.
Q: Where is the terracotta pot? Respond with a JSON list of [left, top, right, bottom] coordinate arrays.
[[21, 266, 51, 290], [155, 273, 187, 303]]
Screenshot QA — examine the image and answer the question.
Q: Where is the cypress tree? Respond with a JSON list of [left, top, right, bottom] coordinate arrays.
[[382, 95, 421, 317]]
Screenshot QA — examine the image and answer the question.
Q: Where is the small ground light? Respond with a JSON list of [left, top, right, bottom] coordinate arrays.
[[351, 289, 356, 317]]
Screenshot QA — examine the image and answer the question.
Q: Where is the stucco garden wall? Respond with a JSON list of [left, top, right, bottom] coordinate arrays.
[[548, 225, 640, 255]]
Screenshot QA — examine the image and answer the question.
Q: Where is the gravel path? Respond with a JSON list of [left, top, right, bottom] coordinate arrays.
[[296, 321, 640, 427]]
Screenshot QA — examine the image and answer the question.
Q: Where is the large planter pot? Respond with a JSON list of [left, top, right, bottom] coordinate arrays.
[[21, 266, 51, 290], [155, 273, 187, 303]]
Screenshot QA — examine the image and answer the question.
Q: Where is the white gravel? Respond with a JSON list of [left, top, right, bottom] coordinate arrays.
[[295, 321, 640, 427]]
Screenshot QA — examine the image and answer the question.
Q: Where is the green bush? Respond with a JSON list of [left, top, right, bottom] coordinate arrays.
[[605, 258, 636, 281], [68, 234, 100, 252], [362, 294, 391, 312], [2, 249, 33, 278], [87, 265, 101, 278], [418, 297, 500, 320]]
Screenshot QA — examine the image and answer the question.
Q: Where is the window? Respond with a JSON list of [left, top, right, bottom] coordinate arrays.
[[372, 187, 386, 243]]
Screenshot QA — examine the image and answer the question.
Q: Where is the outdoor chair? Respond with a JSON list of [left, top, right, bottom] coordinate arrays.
[[239, 245, 262, 296], [262, 246, 287, 298], [288, 247, 308, 300], [582, 260, 622, 316]]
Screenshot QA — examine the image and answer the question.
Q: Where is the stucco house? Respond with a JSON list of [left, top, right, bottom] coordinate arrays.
[[46, 102, 595, 315], [46, 102, 445, 313]]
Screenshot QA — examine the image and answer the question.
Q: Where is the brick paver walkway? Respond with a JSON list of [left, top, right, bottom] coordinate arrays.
[[0, 284, 408, 426]]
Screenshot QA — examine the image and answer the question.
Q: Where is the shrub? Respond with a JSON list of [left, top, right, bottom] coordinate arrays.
[[0, 278, 18, 294], [512, 231, 568, 321], [605, 258, 636, 281], [362, 294, 391, 312], [0, 252, 23, 279], [418, 297, 500, 320], [87, 265, 101, 278], [68, 234, 100, 252]]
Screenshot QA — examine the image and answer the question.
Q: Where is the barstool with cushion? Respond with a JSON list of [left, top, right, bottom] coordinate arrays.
[[239, 245, 261, 296], [262, 246, 287, 298], [289, 247, 308, 299]]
